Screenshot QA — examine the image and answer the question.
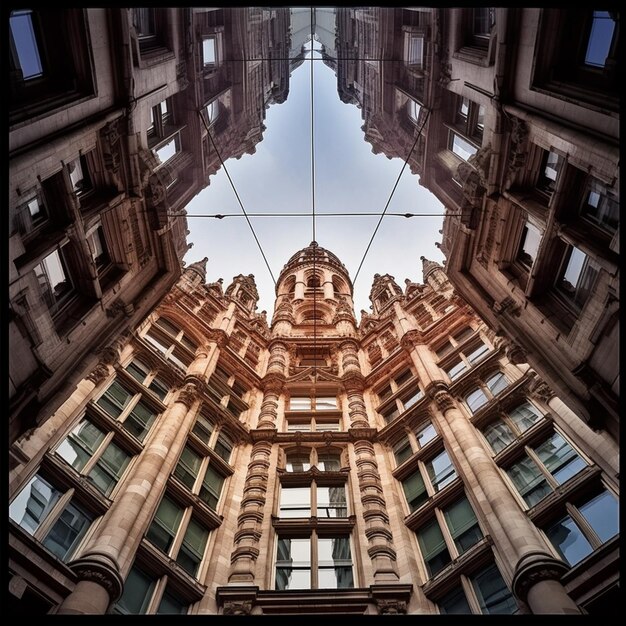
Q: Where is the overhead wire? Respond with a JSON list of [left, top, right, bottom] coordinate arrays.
[[197, 109, 277, 286], [309, 8, 318, 382], [353, 108, 432, 286]]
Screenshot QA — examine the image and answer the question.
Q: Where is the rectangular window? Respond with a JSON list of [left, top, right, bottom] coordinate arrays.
[[416, 422, 437, 448], [534, 433, 586, 485], [465, 388, 488, 414], [214, 433, 232, 462], [206, 100, 219, 125], [403, 469, 428, 512], [9, 474, 91, 562], [176, 517, 208, 576], [156, 590, 188, 615], [192, 414, 214, 444], [439, 587, 472, 614], [34, 247, 74, 313], [155, 134, 180, 164], [203, 37, 216, 66], [315, 397, 338, 410], [507, 456, 552, 507], [146, 495, 183, 554], [508, 402, 543, 432], [317, 486, 348, 518], [173, 445, 202, 489], [537, 150, 562, 195], [443, 496, 483, 554], [555, 245, 599, 310], [275, 536, 353, 591], [584, 11, 616, 67], [10, 10, 43, 80], [96, 381, 133, 418], [123, 401, 156, 442], [427, 450, 457, 492], [483, 420, 515, 454], [580, 178, 618, 233], [517, 221, 541, 268], [114, 566, 155, 615], [470, 564, 517, 614], [275, 538, 311, 590], [87, 441, 130, 496], [393, 436, 413, 465], [447, 359, 468, 381], [417, 519, 451, 578], [407, 34, 424, 67], [450, 132, 478, 161], [289, 397, 312, 411], [199, 465, 224, 511], [279, 487, 311, 518]]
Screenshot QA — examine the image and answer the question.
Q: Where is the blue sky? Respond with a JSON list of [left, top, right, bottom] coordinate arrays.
[[183, 44, 446, 318]]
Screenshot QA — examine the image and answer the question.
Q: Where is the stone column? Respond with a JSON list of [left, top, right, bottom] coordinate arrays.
[[226, 341, 286, 585], [57, 350, 213, 613], [323, 278, 334, 300], [400, 330, 443, 385], [341, 339, 399, 583], [427, 383, 581, 614], [294, 269, 305, 301]]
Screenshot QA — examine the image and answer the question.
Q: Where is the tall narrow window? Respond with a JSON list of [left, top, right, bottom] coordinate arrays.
[[203, 37, 216, 66], [10, 10, 43, 80], [555, 245, 599, 310], [584, 12, 616, 67]]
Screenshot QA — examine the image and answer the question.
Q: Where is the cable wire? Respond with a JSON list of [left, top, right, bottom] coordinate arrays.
[[198, 109, 277, 286], [170, 211, 459, 218], [353, 108, 432, 285]]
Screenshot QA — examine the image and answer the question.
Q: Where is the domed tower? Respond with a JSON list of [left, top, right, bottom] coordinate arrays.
[[273, 241, 356, 334], [421, 256, 453, 298]]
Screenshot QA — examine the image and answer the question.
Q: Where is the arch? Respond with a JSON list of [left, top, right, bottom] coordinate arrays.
[[306, 273, 321, 288], [332, 274, 347, 296], [284, 447, 313, 472], [154, 309, 205, 350]]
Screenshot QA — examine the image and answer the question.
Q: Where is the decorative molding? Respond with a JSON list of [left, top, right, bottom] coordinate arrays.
[[68, 554, 124, 601], [528, 376, 556, 403], [86, 362, 110, 386], [177, 382, 201, 408], [223, 600, 253, 616], [376, 599, 407, 615], [512, 551, 570, 602]]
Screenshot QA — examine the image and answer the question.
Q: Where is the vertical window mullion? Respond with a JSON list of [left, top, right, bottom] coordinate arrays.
[[311, 530, 319, 590], [80, 431, 115, 475], [195, 456, 211, 494], [434, 508, 458, 559], [566, 503, 603, 549], [145, 575, 168, 615], [169, 507, 192, 562], [526, 447, 560, 489], [420, 461, 436, 498], [459, 574, 481, 614], [32, 488, 74, 543]]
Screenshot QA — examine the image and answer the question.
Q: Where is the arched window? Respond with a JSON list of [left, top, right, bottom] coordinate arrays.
[[286, 451, 311, 472]]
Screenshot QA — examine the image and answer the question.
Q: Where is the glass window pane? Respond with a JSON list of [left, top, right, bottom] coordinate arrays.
[[466, 388, 488, 413], [416, 422, 437, 448], [402, 388, 424, 410], [177, 517, 208, 576], [557, 246, 599, 309], [279, 487, 311, 517], [148, 377, 168, 401], [286, 453, 311, 472], [581, 178, 619, 232], [393, 437, 413, 465], [199, 465, 224, 511], [447, 359, 468, 381], [146, 496, 183, 553], [126, 360, 148, 383], [318, 537, 353, 589], [534, 433, 586, 485], [155, 137, 178, 163], [214, 434, 232, 462], [203, 37, 216, 65], [417, 519, 451, 578], [156, 590, 187, 615], [577, 490, 619, 543], [115, 566, 154, 615], [483, 420, 515, 454], [317, 453, 341, 471], [507, 456, 552, 506], [9, 475, 61, 535], [444, 496, 483, 554], [439, 587, 472, 614], [546, 515, 593, 567], [42, 502, 92, 561], [403, 469, 428, 512], [466, 342, 489, 363], [508, 402, 542, 432], [451, 133, 478, 161], [97, 381, 132, 418], [486, 372, 508, 396], [56, 420, 106, 472], [315, 397, 337, 410], [585, 11, 616, 67], [123, 402, 155, 442], [10, 11, 43, 79], [317, 486, 347, 518], [174, 445, 202, 489], [88, 442, 130, 496], [427, 450, 457, 491], [192, 414, 214, 444], [289, 397, 311, 411], [471, 564, 517, 614], [517, 221, 541, 267], [275, 538, 310, 590]]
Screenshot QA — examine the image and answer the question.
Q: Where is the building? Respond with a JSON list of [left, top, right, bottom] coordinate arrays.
[[8, 242, 619, 614], [333, 7, 620, 439], [8, 7, 292, 445]]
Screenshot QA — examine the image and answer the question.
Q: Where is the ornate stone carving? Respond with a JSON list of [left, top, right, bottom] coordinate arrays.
[[512, 551, 570, 602], [177, 382, 200, 408], [505, 341, 528, 365], [528, 377, 556, 403], [223, 600, 252, 616], [504, 116, 529, 190], [457, 161, 487, 209], [492, 296, 521, 318], [427, 382, 455, 413], [68, 554, 124, 601], [96, 330, 131, 366], [86, 362, 110, 385], [206, 328, 229, 347], [399, 329, 422, 351], [377, 599, 407, 615]]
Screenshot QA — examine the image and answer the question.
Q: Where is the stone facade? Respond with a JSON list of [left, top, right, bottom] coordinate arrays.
[[8, 8, 292, 445], [333, 8, 619, 440], [8, 243, 619, 614]]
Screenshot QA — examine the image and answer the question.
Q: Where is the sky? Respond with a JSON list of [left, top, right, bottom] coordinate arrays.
[[183, 34, 446, 319]]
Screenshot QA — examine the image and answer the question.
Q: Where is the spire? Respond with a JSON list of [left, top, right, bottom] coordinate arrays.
[[184, 257, 208, 282], [420, 256, 441, 281]]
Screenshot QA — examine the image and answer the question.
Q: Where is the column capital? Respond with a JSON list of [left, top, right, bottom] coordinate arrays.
[[67, 552, 124, 603], [342, 371, 367, 393], [528, 375, 556, 403], [261, 373, 286, 394], [425, 381, 456, 413], [206, 328, 229, 348], [512, 551, 570, 603], [399, 329, 423, 351], [177, 381, 202, 408], [86, 362, 111, 386]]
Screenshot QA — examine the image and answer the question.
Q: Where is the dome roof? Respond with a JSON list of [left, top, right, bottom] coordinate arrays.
[[277, 241, 352, 289]]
